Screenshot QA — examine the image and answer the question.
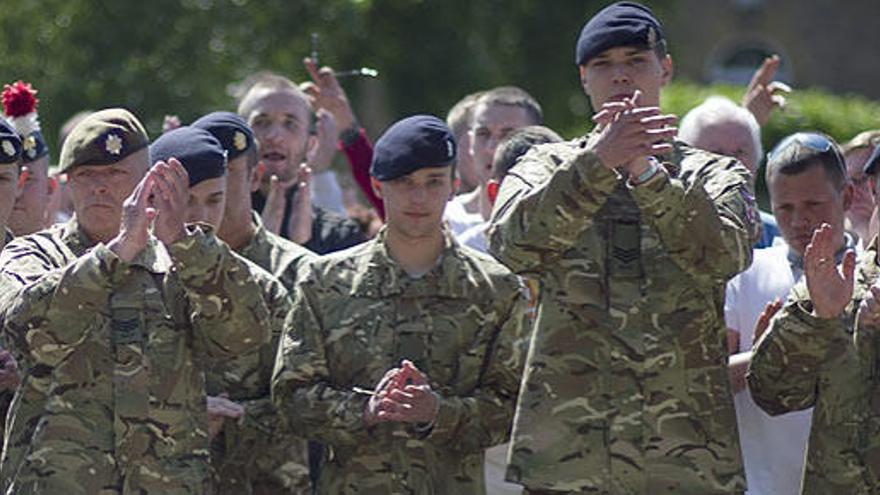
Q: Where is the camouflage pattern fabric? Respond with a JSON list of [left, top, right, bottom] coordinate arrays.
[[488, 137, 756, 494], [272, 227, 528, 494], [0, 217, 271, 495], [208, 213, 316, 495], [748, 238, 880, 495], [0, 229, 13, 446]]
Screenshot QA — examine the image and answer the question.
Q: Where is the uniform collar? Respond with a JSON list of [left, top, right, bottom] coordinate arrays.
[[348, 225, 478, 299]]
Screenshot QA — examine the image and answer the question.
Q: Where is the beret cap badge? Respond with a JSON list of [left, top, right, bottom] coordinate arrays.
[[2, 140, 14, 158], [233, 131, 247, 151], [106, 133, 123, 155]]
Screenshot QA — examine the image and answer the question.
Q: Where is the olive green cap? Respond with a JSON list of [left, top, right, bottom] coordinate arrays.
[[59, 108, 149, 172]]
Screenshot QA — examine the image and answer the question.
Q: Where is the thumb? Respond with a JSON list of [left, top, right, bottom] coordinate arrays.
[[843, 250, 857, 283]]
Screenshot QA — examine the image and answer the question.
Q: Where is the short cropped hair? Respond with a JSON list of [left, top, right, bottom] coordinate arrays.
[[236, 71, 310, 118], [446, 91, 484, 140], [492, 125, 562, 180], [679, 96, 762, 164], [473, 86, 543, 127], [766, 132, 847, 191]]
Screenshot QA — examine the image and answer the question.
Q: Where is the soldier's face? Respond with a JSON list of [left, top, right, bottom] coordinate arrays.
[[469, 103, 533, 185], [372, 167, 455, 240], [246, 90, 311, 185], [186, 177, 227, 227], [769, 164, 852, 257], [689, 119, 759, 177], [9, 155, 51, 235], [579, 46, 672, 109], [0, 165, 23, 231], [68, 149, 150, 242], [844, 147, 875, 231]]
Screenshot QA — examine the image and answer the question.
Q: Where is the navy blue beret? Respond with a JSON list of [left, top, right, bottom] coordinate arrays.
[[371, 115, 456, 181], [149, 127, 227, 187], [20, 130, 48, 163], [575, 1, 664, 66], [864, 145, 880, 176], [0, 119, 22, 165], [191, 111, 254, 161]]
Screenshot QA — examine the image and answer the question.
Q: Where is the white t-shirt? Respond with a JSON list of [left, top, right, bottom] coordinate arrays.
[[725, 243, 812, 495], [459, 221, 489, 253], [444, 195, 484, 237]]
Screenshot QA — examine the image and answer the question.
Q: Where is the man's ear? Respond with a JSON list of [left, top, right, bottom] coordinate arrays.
[[660, 54, 674, 87], [370, 177, 383, 200], [842, 182, 854, 212], [451, 176, 460, 200], [486, 179, 500, 206], [16, 166, 29, 197], [251, 162, 265, 193]]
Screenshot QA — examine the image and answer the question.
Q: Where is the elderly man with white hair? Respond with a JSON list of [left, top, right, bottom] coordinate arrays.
[[679, 96, 778, 248]]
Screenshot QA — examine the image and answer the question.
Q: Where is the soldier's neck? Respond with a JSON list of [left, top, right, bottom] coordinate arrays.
[[385, 228, 444, 277]]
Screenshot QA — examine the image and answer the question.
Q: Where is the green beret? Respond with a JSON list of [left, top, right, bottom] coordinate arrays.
[[59, 108, 149, 172]]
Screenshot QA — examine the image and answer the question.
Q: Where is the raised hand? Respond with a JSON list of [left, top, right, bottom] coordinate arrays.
[[285, 163, 313, 245], [301, 57, 357, 132], [742, 55, 791, 126], [591, 90, 677, 170], [753, 298, 783, 345], [108, 171, 157, 262], [151, 158, 190, 246], [804, 223, 856, 319], [261, 174, 299, 235]]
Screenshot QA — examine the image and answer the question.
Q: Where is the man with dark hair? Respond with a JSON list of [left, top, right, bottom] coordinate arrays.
[[0, 109, 270, 494], [190, 111, 316, 494], [459, 125, 562, 253], [272, 115, 527, 494], [446, 86, 543, 237], [746, 133, 878, 494], [727, 132, 854, 495], [238, 71, 366, 254], [489, 2, 756, 493]]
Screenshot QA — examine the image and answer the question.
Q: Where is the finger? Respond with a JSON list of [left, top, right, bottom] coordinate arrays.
[[748, 54, 779, 89], [770, 94, 787, 110], [639, 115, 678, 129], [627, 89, 642, 108], [304, 57, 322, 84], [649, 143, 674, 155], [387, 388, 415, 402], [767, 81, 792, 94], [644, 127, 678, 140]]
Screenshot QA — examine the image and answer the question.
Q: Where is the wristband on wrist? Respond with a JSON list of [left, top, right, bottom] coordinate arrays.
[[338, 122, 362, 147], [632, 159, 660, 185]]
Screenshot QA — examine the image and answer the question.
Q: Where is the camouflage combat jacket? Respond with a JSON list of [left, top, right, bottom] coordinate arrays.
[[272, 227, 528, 494], [208, 213, 316, 494], [0, 218, 271, 495], [488, 138, 756, 494], [748, 239, 880, 494]]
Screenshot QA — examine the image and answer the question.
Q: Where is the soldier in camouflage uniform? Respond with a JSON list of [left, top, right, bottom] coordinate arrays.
[[747, 135, 878, 494], [488, 3, 756, 493], [0, 109, 271, 494], [0, 120, 23, 448], [272, 115, 528, 494], [190, 112, 317, 494]]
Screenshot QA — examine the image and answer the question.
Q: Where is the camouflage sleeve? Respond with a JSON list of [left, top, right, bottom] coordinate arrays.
[[628, 158, 756, 285], [0, 242, 120, 367], [214, 278, 293, 465], [168, 225, 272, 358], [747, 286, 851, 416], [421, 283, 529, 453], [271, 275, 375, 448], [488, 144, 619, 276]]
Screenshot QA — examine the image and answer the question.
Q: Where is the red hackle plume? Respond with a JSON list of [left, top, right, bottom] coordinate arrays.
[[2, 81, 39, 118]]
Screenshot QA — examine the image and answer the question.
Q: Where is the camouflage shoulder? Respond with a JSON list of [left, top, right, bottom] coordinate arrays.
[[234, 249, 290, 300], [0, 222, 72, 266], [295, 237, 377, 287], [673, 140, 752, 185], [265, 229, 317, 263], [455, 242, 522, 293], [505, 138, 586, 186]]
